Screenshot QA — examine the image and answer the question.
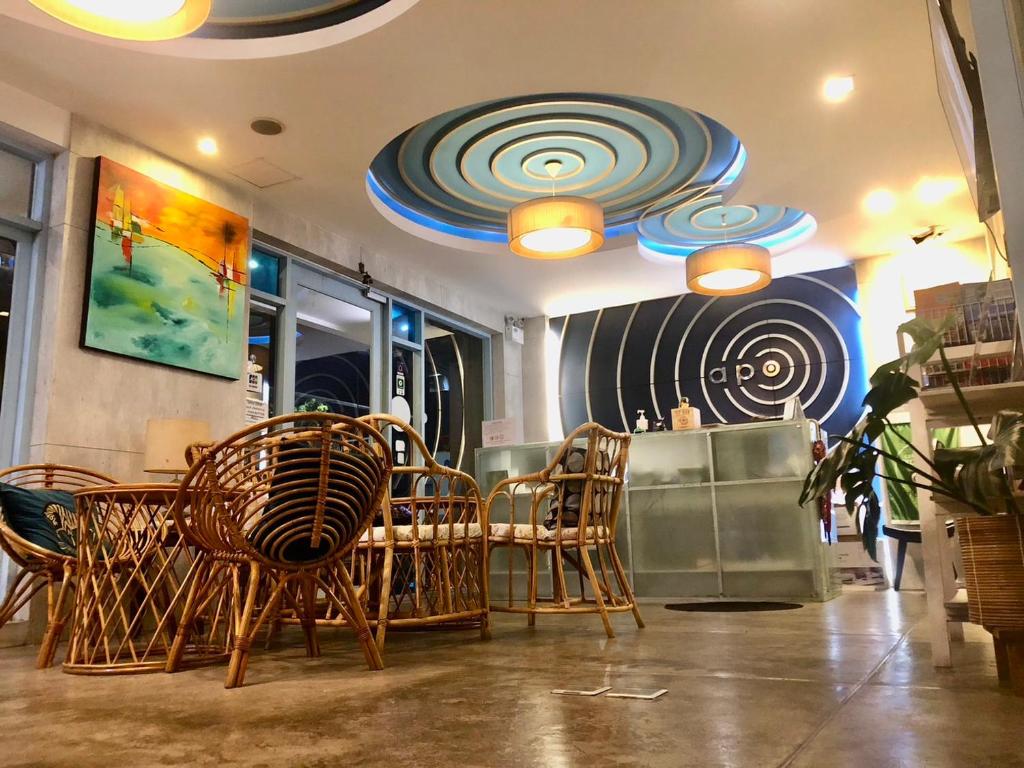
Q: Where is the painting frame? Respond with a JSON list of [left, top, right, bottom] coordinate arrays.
[[80, 157, 250, 380]]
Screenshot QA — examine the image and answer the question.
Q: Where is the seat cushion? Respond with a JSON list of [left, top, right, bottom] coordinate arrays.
[[0, 483, 77, 556], [361, 522, 483, 543], [489, 523, 609, 542]]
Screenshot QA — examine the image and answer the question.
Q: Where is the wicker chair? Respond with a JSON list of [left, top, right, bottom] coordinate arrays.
[[487, 423, 643, 637], [166, 414, 392, 688], [354, 414, 488, 648], [0, 464, 116, 667]]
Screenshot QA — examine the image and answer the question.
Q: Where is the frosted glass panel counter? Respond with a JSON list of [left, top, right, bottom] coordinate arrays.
[[476, 419, 838, 602]]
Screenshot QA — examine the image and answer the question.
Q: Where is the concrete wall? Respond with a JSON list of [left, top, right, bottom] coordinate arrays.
[[29, 116, 512, 480]]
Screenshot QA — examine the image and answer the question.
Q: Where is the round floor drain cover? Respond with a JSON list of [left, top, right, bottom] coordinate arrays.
[[665, 601, 803, 612]]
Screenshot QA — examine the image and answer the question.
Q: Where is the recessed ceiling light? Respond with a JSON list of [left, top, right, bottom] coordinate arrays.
[[823, 75, 855, 103], [197, 136, 218, 156], [863, 188, 897, 216], [29, 0, 210, 41], [250, 118, 284, 136], [914, 176, 962, 205]]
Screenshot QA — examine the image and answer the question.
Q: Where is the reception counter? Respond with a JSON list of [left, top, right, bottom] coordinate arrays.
[[475, 418, 839, 602]]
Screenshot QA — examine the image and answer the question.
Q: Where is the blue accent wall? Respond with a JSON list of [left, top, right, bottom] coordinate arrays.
[[551, 266, 867, 439]]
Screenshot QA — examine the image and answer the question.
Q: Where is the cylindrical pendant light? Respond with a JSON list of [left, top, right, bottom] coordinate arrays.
[[29, 0, 211, 41], [507, 195, 604, 260], [686, 242, 771, 296]]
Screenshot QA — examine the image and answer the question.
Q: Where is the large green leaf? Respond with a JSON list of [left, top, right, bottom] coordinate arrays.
[[897, 315, 958, 368], [988, 410, 1024, 471], [862, 368, 919, 417]]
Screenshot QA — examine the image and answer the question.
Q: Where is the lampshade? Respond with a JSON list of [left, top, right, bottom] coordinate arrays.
[[685, 242, 772, 296], [144, 418, 211, 475], [29, 0, 211, 41], [507, 195, 604, 259]]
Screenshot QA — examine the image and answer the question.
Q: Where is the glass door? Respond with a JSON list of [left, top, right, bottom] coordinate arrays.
[[283, 264, 383, 417], [0, 224, 35, 468]]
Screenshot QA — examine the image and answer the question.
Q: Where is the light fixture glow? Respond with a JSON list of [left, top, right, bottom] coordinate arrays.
[[863, 188, 897, 216], [508, 195, 604, 259], [29, 0, 210, 41], [914, 176, 963, 206], [519, 227, 593, 253], [197, 136, 218, 156], [823, 75, 855, 103], [686, 242, 771, 296]]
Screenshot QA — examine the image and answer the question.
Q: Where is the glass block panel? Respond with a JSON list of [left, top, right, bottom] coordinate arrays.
[[628, 431, 709, 487], [248, 247, 281, 295], [715, 481, 817, 596], [712, 423, 808, 482], [629, 486, 718, 597], [0, 148, 33, 221]]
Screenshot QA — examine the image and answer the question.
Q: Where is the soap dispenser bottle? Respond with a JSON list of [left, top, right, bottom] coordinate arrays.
[[635, 409, 649, 433]]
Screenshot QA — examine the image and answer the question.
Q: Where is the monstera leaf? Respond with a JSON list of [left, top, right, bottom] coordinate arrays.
[[897, 315, 957, 369]]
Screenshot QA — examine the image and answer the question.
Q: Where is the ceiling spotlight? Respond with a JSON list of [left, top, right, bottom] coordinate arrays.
[[197, 136, 219, 156], [914, 176, 962, 206], [250, 118, 285, 136], [862, 188, 897, 216], [823, 75, 855, 103], [29, 0, 211, 41]]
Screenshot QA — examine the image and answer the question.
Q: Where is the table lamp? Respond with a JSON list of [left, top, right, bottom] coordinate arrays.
[[144, 418, 211, 479]]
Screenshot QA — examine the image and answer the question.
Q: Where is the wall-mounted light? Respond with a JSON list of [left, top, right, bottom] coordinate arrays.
[[29, 0, 211, 41]]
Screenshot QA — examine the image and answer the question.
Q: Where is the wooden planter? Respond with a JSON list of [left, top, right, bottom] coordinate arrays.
[[957, 514, 1024, 694], [957, 514, 1024, 629]]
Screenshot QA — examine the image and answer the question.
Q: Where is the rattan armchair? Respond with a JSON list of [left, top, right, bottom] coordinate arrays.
[[355, 414, 488, 648], [166, 414, 392, 688], [0, 464, 116, 667], [487, 423, 642, 637]]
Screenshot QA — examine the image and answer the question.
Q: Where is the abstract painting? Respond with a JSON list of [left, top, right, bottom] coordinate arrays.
[[82, 157, 249, 379]]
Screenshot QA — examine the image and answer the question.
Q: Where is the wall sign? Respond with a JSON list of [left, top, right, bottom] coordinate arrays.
[[551, 266, 867, 439]]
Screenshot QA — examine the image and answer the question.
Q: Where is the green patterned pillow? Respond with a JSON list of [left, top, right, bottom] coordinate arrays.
[[0, 483, 77, 556]]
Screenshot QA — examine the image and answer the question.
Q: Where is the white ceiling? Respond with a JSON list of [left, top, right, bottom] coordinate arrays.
[[0, 0, 983, 318]]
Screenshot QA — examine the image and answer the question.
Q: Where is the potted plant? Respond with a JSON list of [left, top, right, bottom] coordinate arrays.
[[800, 316, 1024, 640]]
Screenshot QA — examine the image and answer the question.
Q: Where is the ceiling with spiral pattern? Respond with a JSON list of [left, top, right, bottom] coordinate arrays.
[[367, 92, 815, 257], [199, 0, 394, 38]]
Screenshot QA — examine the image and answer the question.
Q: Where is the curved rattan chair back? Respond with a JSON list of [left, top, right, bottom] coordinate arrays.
[[175, 413, 392, 571], [358, 413, 482, 532], [0, 464, 116, 565], [544, 423, 630, 538]]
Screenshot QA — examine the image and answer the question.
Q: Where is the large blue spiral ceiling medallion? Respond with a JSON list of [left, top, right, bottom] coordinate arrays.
[[367, 91, 815, 262]]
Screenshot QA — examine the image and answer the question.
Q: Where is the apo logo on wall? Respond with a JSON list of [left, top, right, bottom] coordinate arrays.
[[552, 266, 867, 438]]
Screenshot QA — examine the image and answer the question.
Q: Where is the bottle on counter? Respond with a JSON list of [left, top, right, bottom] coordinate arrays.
[[635, 409, 649, 433]]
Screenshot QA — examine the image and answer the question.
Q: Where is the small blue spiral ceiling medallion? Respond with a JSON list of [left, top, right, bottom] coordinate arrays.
[[366, 91, 815, 261], [637, 194, 817, 264]]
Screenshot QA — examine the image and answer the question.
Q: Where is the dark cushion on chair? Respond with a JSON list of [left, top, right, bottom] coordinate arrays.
[[247, 444, 382, 565], [0, 482, 77, 556]]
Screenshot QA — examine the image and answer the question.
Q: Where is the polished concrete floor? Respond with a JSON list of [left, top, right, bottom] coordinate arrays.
[[1, 591, 1021, 767]]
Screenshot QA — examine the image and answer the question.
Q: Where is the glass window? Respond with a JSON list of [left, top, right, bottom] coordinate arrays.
[[0, 237, 14, 403], [0, 148, 34, 221], [294, 285, 373, 417], [249, 247, 281, 296], [424, 318, 485, 475], [391, 303, 417, 342], [247, 306, 277, 416]]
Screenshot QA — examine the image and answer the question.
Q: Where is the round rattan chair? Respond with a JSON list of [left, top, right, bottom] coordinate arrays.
[[0, 464, 116, 667], [167, 413, 392, 688]]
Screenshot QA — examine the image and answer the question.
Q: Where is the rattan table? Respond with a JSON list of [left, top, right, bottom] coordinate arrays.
[[63, 483, 230, 675]]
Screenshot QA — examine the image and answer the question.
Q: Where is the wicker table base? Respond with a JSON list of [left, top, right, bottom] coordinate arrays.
[[63, 484, 230, 675]]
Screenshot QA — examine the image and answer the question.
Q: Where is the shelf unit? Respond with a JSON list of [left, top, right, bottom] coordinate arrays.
[[476, 418, 839, 602], [900, 283, 1021, 666]]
